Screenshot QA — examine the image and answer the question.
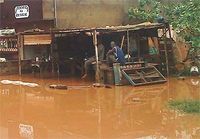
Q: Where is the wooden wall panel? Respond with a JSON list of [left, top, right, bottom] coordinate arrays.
[[24, 34, 51, 45]]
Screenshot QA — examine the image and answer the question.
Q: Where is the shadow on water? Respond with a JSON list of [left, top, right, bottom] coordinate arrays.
[[0, 75, 200, 139]]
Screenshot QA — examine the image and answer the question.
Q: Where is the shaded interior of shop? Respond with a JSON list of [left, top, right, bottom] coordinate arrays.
[[54, 32, 127, 77], [52, 28, 161, 78]]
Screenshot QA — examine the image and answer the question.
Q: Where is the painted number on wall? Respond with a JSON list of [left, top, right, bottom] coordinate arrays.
[[15, 5, 29, 19]]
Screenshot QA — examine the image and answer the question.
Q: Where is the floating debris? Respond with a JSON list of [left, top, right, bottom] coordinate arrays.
[[92, 83, 112, 89], [177, 76, 186, 80], [0, 80, 39, 87], [49, 84, 68, 90], [132, 98, 145, 103], [49, 84, 91, 90]]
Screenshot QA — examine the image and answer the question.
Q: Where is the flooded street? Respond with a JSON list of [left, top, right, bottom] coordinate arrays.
[[0, 75, 200, 139]]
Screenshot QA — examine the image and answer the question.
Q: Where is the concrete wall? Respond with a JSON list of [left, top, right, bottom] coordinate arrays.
[[43, 0, 137, 28]]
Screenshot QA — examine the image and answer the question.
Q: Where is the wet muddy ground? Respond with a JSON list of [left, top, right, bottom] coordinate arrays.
[[0, 75, 200, 139]]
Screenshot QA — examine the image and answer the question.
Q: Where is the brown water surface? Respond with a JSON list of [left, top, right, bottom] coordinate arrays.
[[0, 75, 200, 139]]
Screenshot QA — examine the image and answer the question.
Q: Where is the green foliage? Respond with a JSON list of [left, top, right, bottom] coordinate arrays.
[[191, 37, 200, 47], [128, 0, 162, 22], [168, 100, 200, 114], [165, 0, 200, 47], [128, 0, 200, 47]]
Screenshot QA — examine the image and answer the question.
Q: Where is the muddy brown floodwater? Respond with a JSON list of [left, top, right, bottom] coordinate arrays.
[[0, 75, 200, 139]]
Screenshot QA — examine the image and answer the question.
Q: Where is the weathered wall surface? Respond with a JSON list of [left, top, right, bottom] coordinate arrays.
[[43, 0, 137, 28]]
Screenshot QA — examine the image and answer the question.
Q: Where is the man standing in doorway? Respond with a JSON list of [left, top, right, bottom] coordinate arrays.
[[81, 41, 105, 79]]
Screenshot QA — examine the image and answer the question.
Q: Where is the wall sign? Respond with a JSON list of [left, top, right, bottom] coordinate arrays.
[[0, 29, 15, 36], [15, 5, 29, 19]]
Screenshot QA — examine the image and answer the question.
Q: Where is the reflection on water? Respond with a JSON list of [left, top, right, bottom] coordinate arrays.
[[19, 124, 34, 139], [191, 78, 200, 86], [0, 75, 200, 139]]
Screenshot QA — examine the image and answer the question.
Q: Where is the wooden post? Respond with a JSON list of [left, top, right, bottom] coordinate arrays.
[[163, 27, 169, 77], [93, 30, 100, 83], [167, 23, 172, 39], [21, 35, 24, 75], [137, 34, 140, 58], [127, 30, 130, 62], [17, 34, 21, 75], [120, 35, 125, 49], [18, 34, 23, 75], [53, 0, 57, 27], [50, 32, 54, 74]]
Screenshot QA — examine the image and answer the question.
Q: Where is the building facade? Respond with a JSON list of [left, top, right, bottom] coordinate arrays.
[[0, 0, 137, 30], [43, 0, 136, 28]]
